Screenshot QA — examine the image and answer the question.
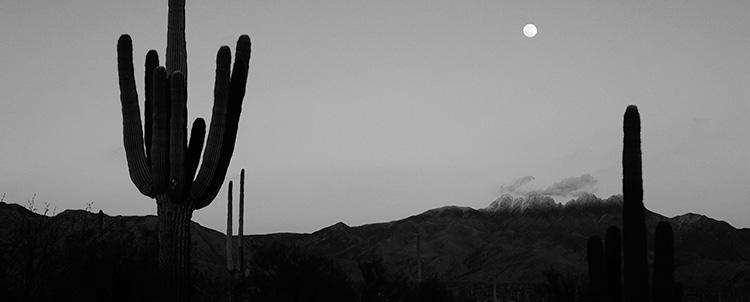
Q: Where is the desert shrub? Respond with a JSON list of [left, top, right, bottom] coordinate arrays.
[[248, 242, 356, 302], [538, 265, 584, 302]]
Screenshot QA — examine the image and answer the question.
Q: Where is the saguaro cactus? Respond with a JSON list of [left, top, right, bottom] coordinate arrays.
[[604, 226, 622, 302], [652, 221, 675, 302], [586, 236, 607, 301], [622, 105, 649, 302], [587, 107, 679, 302], [116, 0, 251, 300]]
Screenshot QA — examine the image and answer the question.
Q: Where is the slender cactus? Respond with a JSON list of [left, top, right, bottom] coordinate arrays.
[[226, 181, 234, 274], [238, 169, 245, 277], [605, 226, 622, 302], [622, 105, 649, 302], [226, 169, 246, 301], [116, 0, 251, 300], [587, 236, 607, 301], [652, 221, 675, 302]]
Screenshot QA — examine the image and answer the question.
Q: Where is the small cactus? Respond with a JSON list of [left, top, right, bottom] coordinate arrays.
[[586, 235, 607, 301], [652, 221, 675, 302], [605, 226, 622, 302]]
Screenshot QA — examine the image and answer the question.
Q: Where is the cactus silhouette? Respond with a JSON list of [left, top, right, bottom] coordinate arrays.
[[622, 105, 649, 302], [586, 106, 681, 302], [226, 180, 234, 275], [116, 0, 251, 300], [652, 221, 675, 302], [226, 169, 246, 301], [586, 235, 607, 301], [604, 226, 622, 302]]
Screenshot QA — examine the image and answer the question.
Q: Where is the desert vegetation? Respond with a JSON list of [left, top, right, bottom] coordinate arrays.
[[585, 106, 683, 302], [0, 0, 746, 301], [116, 0, 250, 300]]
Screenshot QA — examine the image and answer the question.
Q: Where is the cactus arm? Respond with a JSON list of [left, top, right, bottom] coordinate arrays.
[[229, 35, 251, 111], [192, 37, 252, 208], [151, 66, 171, 194], [117, 34, 154, 197], [169, 71, 188, 202], [218, 36, 252, 176], [144, 50, 159, 166], [190, 46, 231, 209], [166, 0, 187, 82], [214, 35, 252, 186], [185, 118, 205, 180]]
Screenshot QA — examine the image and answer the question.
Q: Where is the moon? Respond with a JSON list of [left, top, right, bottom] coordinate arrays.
[[523, 24, 537, 38]]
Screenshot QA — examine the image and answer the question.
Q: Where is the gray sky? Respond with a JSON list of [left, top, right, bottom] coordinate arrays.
[[0, 1, 747, 234]]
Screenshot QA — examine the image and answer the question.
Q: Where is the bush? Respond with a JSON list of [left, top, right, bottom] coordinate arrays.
[[248, 242, 356, 302]]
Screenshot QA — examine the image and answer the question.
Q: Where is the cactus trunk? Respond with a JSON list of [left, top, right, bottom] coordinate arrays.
[[157, 195, 193, 302], [622, 105, 649, 302]]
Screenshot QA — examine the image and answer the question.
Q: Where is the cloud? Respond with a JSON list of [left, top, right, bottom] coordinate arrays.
[[500, 174, 598, 198], [536, 174, 597, 197], [499, 175, 536, 195]]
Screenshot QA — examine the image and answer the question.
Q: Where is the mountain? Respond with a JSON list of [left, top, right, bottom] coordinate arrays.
[[0, 194, 748, 300], [252, 193, 748, 292]]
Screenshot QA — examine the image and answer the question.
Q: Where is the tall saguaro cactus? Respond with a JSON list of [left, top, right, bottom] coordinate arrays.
[[622, 105, 649, 302], [116, 1, 251, 300], [586, 107, 681, 302]]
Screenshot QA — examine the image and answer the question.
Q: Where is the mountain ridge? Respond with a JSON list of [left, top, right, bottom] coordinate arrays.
[[0, 193, 747, 299]]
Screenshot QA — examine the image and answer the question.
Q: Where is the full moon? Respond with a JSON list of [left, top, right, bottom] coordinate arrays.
[[523, 24, 537, 38]]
